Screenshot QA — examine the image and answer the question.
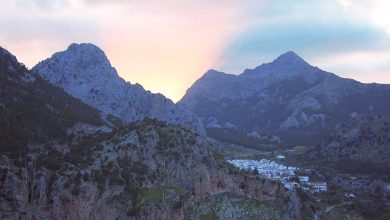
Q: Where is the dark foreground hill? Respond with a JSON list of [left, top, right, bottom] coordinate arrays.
[[1, 118, 309, 219], [308, 114, 390, 180]]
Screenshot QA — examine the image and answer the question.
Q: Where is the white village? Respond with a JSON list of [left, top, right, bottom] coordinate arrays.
[[228, 156, 327, 193]]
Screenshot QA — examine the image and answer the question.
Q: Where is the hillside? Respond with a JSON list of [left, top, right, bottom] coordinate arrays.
[[0, 118, 308, 219], [308, 114, 390, 180]]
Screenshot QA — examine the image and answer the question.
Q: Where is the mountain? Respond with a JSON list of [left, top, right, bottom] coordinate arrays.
[[0, 46, 312, 219], [180, 51, 390, 146], [33, 43, 204, 133], [0, 46, 121, 153], [1, 46, 377, 220]]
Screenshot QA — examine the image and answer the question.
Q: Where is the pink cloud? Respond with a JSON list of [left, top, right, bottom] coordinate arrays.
[[0, 0, 252, 101]]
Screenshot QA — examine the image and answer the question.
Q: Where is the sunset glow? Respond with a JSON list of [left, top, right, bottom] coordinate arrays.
[[1, 0, 389, 101]]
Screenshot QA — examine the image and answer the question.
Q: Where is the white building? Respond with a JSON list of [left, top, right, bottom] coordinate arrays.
[[227, 159, 327, 194], [308, 182, 327, 192]]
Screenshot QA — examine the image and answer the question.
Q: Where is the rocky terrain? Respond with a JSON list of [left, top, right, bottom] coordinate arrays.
[[0, 116, 303, 219], [180, 52, 390, 146], [1, 46, 315, 220], [308, 114, 390, 180], [33, 43, 204, 133], [2, 45, 388, 219]]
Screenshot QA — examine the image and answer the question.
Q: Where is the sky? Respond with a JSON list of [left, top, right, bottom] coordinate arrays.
[[1, 0, 390, 102]]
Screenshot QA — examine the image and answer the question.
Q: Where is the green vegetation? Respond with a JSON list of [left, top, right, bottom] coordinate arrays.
[[185, 193, 283, 220], [137, 186, 186, 207], [212, 151, 240, 174], [207, 128, 277, 151], [106, 185, 187, 216]]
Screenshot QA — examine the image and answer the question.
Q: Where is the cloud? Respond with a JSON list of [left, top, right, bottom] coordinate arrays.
[[213, 0, 390, 84], [0, 0, 389, 101], [216, 20, 390, 71], [0, 0, 250, 101], [312, 51, 390, 83]]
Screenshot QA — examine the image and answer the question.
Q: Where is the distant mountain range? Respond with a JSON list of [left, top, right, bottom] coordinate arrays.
[[180, 51, 390, 146], [33, 43, 204, 133]]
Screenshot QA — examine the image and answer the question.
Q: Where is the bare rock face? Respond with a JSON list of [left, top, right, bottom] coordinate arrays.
[[180, 51, 390, 146], [33, 43, 204, 133], [0, 119, 297, 219]]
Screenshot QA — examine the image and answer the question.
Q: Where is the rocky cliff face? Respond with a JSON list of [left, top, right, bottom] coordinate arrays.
[[33, 43, 204, 133], [180, 52, 390, 146], [0, 119, 302, 220]]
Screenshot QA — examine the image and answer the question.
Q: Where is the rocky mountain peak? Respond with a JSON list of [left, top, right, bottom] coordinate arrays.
[[33, 43, 204, 132], [201, 69, 233, 79], [273, 51, 308, 66], [68, 42, 101, 51], [65, 43, 109, 65], [32, 42, 112, 83], [204, 69, 221, 75], [33, 43, 124, 93], [243, 51, 315, 77], [275, 51, 302, 60]]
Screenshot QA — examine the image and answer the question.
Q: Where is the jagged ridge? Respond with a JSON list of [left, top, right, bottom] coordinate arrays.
[[180, 51, 390, 146], [33, 43, 204, 133]]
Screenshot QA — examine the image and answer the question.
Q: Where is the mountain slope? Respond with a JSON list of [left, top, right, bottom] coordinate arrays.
[[33, 43, 204, 133], [180, 52, 390, 146], [0, 118, 301, 219], [307, 114, 390, 180], [0, 46, 120, 153]]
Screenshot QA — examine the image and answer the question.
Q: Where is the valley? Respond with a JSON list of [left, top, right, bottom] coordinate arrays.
[[217, 137, 390, 220], [220, 146, 388, 219]]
